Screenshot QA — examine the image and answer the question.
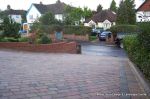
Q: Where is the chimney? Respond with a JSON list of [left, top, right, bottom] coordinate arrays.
[[40, 1, 43, 4], [56, 0, 61, 3], [7, 5, 11, 10]]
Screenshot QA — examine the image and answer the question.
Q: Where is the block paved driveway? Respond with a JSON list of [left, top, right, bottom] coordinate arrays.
[[0, 43, 148, 99]]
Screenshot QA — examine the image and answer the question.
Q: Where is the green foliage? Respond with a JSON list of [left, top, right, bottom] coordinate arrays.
[[21, 11, 27, 23], [0, 10, 7, 20], [0, 37, 18, 42], [124, 23, 150, 80], [18, 37, 29, 42], [96, 4, 103, 13], [110, 0, 117, 12], [89, 36, 97, 41], [39, 12, 57, 25], [137, 22, 150, 51], [63, 6, 92, 25], [82, 7, 93, 20], [123, 36, 150, 80], [116, 0, 136, 24], [110, 24, 139, 35], [63, 25, 91, 35], [31, 24, 91, 36], [36, 34, 52, 44], [1, 17, 20, 38]]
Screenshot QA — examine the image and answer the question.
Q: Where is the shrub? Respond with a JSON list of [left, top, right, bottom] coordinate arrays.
[[1, 17, 20, 38], [37, 35, 52, 44], [0, 37, 18, 42], [63, 25, 91, 35], [89, 36, 97, 41], [18, 37, 29, 42]]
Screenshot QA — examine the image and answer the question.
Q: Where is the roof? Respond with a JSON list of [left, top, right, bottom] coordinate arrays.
[[33, 4, 48, 14], [33, 1, 67, 14], [84, 10, 116, 23], [137, 0, 150, 11], [4, 9, 26, 15]]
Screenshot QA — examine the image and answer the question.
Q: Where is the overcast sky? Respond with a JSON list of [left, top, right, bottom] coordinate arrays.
[[0, 0, 144, 11]]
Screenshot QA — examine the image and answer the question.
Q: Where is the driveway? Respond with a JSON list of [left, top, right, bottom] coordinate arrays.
[[0, 43, 148, 99], [81, 42, 126, 58]]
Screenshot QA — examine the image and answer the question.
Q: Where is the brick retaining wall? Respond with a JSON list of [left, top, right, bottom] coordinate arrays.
[[50, 34, 89, 42], [0, 42, 78, 54]]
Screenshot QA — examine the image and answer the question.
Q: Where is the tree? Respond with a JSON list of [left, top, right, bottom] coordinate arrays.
[[63, 7, 83, 25], [96, 4, 103, 13], [39, 12, 56, 25], [116, 0, 136, 24], [125, 0, 136, 24], [21, 11, 27, 23], [82, 7, 92, 20], [63, 6, 92, 25], [70, 7, 83, 22], [116, 0, 127, 24], [110, 0, 117, 12], [0, 10, 7, 20], [1, 17, 20, 38]]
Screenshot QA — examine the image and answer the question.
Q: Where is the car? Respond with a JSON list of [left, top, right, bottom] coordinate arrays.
[[19, 30, 27, 34], [98, 31, 112, 41]]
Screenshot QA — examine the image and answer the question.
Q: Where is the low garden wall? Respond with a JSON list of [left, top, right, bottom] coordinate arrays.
[[0, 42, 79, 54], [63, 34, 89, 41], [50, 34, 89, 42]]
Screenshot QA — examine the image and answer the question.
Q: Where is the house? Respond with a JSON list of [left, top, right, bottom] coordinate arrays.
[[3, 5, 26, 24], [84, 10, 116, 30], [26, 0, 67, 24], [136, 0, 150, 22]]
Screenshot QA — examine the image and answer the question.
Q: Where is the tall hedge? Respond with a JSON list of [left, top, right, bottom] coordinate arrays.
[[137, 22, 150, 51], [110, 24, 139, 35], [123, 23, 150, 80], [31, 24, 91, 35]]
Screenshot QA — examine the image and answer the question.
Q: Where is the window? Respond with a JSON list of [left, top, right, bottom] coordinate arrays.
[[29, 15, 33, 19], [144, 12, 150, 17], [16, 15, 19, 18]]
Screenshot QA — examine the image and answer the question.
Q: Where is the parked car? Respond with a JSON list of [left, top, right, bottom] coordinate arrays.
[[98, 31, 112, 41], [19, 30, 27, 34]]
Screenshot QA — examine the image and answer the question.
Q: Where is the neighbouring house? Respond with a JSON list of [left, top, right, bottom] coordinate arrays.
[[84, 10, 116, 30], [136, 0, 150, 22], [26, 0, 67, 24], [3, 5, 26, 24]]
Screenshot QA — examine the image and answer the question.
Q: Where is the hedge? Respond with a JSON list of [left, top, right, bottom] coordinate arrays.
[[110, 24, 140, 36], [31, 24, 91, 35], [123, 33, 150, 81], [63, 25, 91, 35]]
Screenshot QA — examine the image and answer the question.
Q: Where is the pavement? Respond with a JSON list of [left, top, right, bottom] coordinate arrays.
[[0, 42, 149, 99]]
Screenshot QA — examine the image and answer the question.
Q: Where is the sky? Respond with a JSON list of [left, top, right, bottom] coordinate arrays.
[[0, 0, 144, 11]]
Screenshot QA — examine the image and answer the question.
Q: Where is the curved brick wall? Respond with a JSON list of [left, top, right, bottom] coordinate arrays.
[[0, 42, 78, 54]]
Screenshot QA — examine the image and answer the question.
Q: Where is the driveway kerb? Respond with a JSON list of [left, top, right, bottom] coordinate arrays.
[[128, 59, 150, 98]]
